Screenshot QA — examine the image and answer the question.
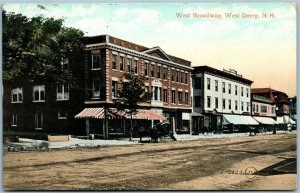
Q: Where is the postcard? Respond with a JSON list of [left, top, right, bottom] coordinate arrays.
[[2, 2, 297, 191]]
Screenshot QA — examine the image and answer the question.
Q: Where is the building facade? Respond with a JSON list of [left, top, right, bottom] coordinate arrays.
[[192, 66, 253, 134], [251, 95, 276, 117], [82, 35, 193, 135]]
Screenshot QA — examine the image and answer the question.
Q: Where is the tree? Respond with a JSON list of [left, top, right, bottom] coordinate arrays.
[[2, 10, 84, 84], [117, 71, 152, 141]]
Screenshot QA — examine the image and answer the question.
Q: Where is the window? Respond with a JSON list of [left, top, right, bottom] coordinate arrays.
[[134, 60, 138, 74], [178, 91, 182, 104], [246, 88, 249, 97], [157, 66, 161, 79], [127, 58, 131, 73], [261, 105, 267, 113], [33, 85, 45, 102], [207, 78, 211, 90], [194, 96, 201, 107], [235, 100, 238, 110], [35, 112, 43, 130], [252, 104, 255, 112], [256, 105, 259, 112], [120, 56, 124, 71], [112, 54, 117, 70], [215, 97, 218, 109], [12, 113, 17, 126], [57, 84, 69, 100], [181, 72, 184, 83], [172, 90, 176, 104], [246, 102, 249, 111], [11, 88, 23, 103], [222, 82, 225, 93], [195, 78, 201, 89], [207, 96, 211, 108], [92, 54, 100, 69], [228, 84, 231, 94], [151, 65, 155, 77], [185, 92, 189, 105], [185, 73, 188, 84], [215, 80, 218, 91], [153, 87, 158, 101], [163, 67, 168, 80], [241, 101, 244, 111], [112, 81, 118, 99], [272, 107, 275, 114], [235, 85, 238, 95], [144, 63, 148, 76], [172, 70, 175, 81], [58, 112, 67, 119], [241, 87, 244, 96], [229, 99, 232, 110], [176, 71, 180, 82], [223, 99, 226, 109], [163, 89, 168, 103], [92, 81, 100, 98]]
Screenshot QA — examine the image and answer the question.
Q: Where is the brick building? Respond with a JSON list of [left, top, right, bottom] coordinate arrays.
[[3, 35, 193, 137]]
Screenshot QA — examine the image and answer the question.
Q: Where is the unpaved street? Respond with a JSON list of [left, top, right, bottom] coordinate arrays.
[[3, 133, 296, 190]]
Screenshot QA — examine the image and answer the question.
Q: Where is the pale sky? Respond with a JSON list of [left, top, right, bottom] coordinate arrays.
[[3, 3, 296, 96]]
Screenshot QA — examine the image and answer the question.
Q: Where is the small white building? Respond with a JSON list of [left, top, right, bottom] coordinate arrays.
[[192, 66, 254, 134]]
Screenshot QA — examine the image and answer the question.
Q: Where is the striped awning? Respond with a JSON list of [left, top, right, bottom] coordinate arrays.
[[110, 109, 166, 120], [75, 108, 116, 119], [253, 116, 278, 125]]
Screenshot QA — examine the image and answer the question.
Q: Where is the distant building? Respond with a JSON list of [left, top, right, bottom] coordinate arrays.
[[192, 66, 254, 134]]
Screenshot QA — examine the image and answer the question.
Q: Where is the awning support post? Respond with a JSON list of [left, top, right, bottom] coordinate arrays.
[[103, 107, 109, 139], [85, 119, 90, 137]]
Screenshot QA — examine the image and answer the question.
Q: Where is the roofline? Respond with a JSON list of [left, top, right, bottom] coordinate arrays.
[[193, 65, 253, 84]]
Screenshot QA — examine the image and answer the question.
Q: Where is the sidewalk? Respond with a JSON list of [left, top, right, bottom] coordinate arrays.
[[4, 130, 294, 151]]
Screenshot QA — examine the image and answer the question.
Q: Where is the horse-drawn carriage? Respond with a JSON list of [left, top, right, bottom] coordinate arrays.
[[138, 122, 174, 143]]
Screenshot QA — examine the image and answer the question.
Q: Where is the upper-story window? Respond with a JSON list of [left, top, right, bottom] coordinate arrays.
[[256, 105, 259, 112], [241, 101, 244, 111], [215, 97, 219, 109], [185, 92, 189, 105], [272, 107, 275, 114], [181, 72, 184, 83], [163, 89, 168, 103], [222, 82, 225, 93], [127, 58, 131, 73], [11, 88, 23, 103], [33, 85, 45, 102], [12, 113, 17, 126], [176, 71, 180, 82], [92, 54, 101, 69], [222, 99, 226, 109], [144, 63, 148, 76], [157, 66, 161, 79], [207, 96, 211, 108], [112, 81, 118, 99], [228, 99, 232, 110], [246, 102, 249, 111], [241, 87, 244, 96], [163, 67, 168, 80], [172, 70, 175, 81], [235, 85, 238, 95], [112, 54, 117, 70], [185, 73, 188, 84], [261, 105, 267, 113], [215, 80, 218, 91], [252, 104, 255, 112], [228, 84, 231, 94], [151, 65, 155, 77], [120, 56, 124, 71], [246, 88, 249, 97], [57, 84, 69, 100], [178, 91, 182, 104], [207, 78, 211, 90], [134, 60, 138, 74], [92, 81, 100, 98], [172, 90, 176, 104], [195, 78, 201, 89], [235, 100, 238, 110]]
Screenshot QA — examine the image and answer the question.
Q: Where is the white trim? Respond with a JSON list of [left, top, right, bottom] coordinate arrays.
[[91, 50, 100, 54], [112, 51, 118, 54], [120, 53, 125, 57], [172, 88, 176, 90], [127, 55, 132, 58], [145, 83, 149, 86], [112, 77, 119, 81], [157, 63, 161, 66]]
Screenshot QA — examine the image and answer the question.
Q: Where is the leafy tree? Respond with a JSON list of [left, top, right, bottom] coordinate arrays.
[[116, 71, 152, 141], [2, 10, 84, 84]]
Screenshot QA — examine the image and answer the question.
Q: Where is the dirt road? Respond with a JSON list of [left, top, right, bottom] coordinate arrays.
[[3, 133, 297, 190]]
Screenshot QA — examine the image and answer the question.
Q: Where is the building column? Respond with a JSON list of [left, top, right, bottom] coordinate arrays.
[[85, 119, 90, 137]]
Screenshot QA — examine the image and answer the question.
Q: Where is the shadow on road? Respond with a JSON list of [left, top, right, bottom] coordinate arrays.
[[255, 158, 296, 176]]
